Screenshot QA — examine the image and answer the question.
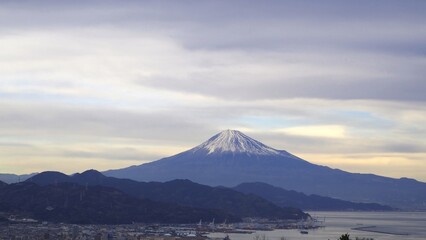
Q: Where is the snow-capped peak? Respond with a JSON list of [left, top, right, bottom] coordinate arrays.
[[192, 130, 281, 155]]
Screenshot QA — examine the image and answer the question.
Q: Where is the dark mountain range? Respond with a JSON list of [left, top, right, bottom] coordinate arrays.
[[27, 170, 308, 220], [104, 130, 426, 209], [0, 173, 37, 184], [26, 171, 71, 185], [234, 182, 393, 211], [0, 182, 237, 224]]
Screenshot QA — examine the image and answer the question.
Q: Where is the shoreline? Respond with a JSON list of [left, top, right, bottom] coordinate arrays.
[[352, 226, 409, 236]]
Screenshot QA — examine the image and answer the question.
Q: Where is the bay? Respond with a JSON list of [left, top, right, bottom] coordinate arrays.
[[208, 211, 426, 240]]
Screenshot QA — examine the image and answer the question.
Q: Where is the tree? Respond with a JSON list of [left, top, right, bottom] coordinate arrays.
[[339, 233, 351, 240]]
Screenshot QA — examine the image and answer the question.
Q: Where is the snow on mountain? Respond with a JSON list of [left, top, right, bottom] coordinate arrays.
[[191, 129, 281, 156]]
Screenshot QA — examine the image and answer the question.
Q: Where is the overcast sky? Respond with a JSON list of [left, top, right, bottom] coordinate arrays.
[[1, 0, 426, 181]]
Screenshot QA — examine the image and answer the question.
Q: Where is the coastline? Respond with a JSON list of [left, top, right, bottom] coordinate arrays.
[[352, 226, 410, 236]]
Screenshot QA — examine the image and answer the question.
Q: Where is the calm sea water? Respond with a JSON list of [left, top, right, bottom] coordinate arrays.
[[208, 212, 426, 240]]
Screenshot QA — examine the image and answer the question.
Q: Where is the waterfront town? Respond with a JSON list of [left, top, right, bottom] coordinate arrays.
[[0, 216, 320, 240]]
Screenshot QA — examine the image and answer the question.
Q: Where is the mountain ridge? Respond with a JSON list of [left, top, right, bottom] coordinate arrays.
[[0, 181, 237, 224], [233, 182, 394, 211], [26, 170, 308, 220], [0, 173, 38, 184]]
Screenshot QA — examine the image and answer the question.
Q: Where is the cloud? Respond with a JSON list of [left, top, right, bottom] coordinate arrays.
[[301, 153, 426, 181], [0, 101, 212, 143], [1, 1, 425, 102], [276, 125, 346, 138]]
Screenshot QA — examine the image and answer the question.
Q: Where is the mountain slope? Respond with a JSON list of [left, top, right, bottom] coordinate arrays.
[[26, 171, 70, 185], [234, 182, 393, 211], [27, 170, 308, 220], [104, 130, 426, 209], [0, 173, 37, 184], [0, 182, 237, 224], [105, 130, 313, 186]]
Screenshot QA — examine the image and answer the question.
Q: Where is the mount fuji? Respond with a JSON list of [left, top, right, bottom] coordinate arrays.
[[105, 130, 426, 209]]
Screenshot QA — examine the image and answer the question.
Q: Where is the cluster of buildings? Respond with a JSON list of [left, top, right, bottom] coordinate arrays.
[[0, 216, 318, 239], [0, 223, 207, 240]]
